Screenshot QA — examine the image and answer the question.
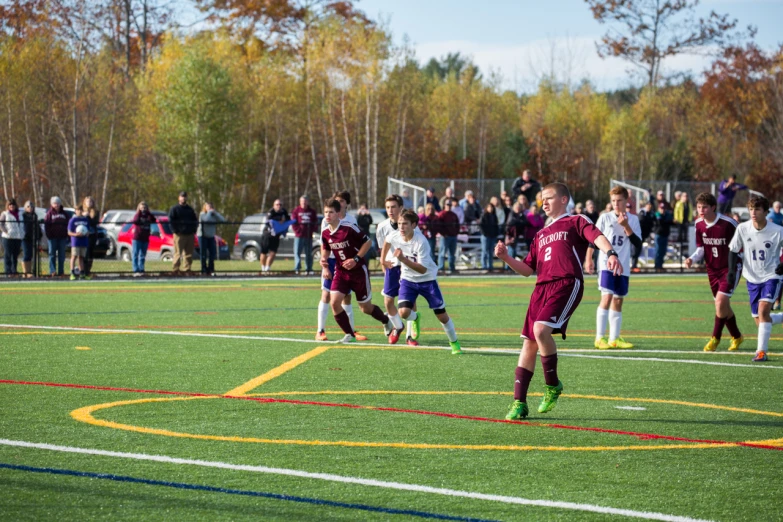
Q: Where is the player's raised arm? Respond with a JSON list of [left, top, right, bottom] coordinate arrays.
[[495, 240, 534, 277], [393, 247, 427, 274]]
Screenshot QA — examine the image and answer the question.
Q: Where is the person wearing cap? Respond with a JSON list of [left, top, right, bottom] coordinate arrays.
[[1, 198, 25, 276], [168, 191, 198, 275], [291, 195, 317, 275], [21, 201, 41, 277], [44, 196, 69, 276]]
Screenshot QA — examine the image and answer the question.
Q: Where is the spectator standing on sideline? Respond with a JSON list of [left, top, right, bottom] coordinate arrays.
[[260, 199, 290, 273], [439, 187, 454, 211], [169, 191, 198, 275], [356, 204, 374, 263], [462, 191, 482, 229], [574, 202, 584, 215], [584, 200, 600, 223], [82, 196, 100, 278], [44, 196, 69, 276], [767, 201, 783, 226], [634, 202, 655, 268], [21, 201, 40, 278], [1, 198, 24, 276], [511, 169, 541, 204], [419, 203, 439, 260], [504, 202, 528, 270], [418, 187, 441, 213], [717, 175, 748, 215], [292, 195, 317, 275], [490, 196, 506, 228], [198, 202, 226, 276], [502, 195, 514, 222], [401, 189, 413, 210], [655, 190, 671, 211], [479, 202, 499, 271], [67, 205, 90, 280], [674, 192, 694, 245], [449, 196, 465, 224], [525, 204, 544, 249], [131, 201, 157, 276], [653, 202, 674, 270], [516, 194, 530, 212], [437, 200, 459, 274]]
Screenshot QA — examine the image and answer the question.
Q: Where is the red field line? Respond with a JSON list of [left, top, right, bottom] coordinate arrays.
[[2, 379, 780, 451]]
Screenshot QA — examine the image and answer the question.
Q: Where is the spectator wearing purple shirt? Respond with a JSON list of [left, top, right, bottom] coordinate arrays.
[[717, 175, 748, 215]]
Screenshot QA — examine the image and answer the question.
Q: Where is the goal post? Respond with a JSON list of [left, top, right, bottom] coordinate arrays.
[[387, 178, 427, 211], [609, 180, 650, 214]]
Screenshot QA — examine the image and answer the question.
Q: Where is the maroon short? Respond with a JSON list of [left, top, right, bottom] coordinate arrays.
[[522, 278, 584, 340], [330, 264, 372, 302], [708, 263, 741, 298]]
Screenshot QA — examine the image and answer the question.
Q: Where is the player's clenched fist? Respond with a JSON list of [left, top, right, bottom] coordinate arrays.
[[392, 248, 403, 259], [494, 241, 507, 258]]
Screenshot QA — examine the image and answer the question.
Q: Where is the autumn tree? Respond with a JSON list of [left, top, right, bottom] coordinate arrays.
[[585, 0, 753, 87]]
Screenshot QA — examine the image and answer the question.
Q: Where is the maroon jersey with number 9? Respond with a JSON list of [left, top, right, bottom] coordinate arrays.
[[321, 222, 369, 271], [525, 214, 603, 284], [694, 214, 738, 273]]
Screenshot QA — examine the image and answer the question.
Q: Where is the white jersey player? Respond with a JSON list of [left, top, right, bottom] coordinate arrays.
[[585, 187, 643, 350], [375, 195, 409, 343], [727, 196, 783, 361]]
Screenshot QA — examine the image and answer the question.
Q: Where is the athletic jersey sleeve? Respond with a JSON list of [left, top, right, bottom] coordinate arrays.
[[729, 226, 743, 253], [576, 215, 603, 245], [321, 229, 331, 252], [629, 214, 642, 239], [695, 223, 704, 248]]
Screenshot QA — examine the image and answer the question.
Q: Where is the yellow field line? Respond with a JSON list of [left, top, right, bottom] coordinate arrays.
[[223, 346, 332, 397]]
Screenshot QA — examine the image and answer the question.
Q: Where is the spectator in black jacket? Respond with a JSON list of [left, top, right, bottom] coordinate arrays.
[[261, 199, 290, 272], [634, 201, 655, 268], [511, 170, 541, 204], [653, 202, 674, 270], [168, 191, 198, 275], [44, 197, 69, 276], [479, 203, 499, 271], [21, 201, 41, 278]]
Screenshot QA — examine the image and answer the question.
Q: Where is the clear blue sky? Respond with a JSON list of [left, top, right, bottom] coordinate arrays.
[[358, 0, 783, 92]]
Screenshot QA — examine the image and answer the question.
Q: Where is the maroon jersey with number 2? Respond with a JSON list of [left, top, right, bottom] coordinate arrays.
[[322, 222, 373, 302], [521, 214, 603, 340]]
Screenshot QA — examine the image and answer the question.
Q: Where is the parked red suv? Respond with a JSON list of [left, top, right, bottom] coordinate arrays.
[[116, 217, 229, 262]]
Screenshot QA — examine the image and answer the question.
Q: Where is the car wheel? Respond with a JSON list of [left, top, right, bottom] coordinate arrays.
[[243, 247, 259, 262], [160, 251, 173, 262], [107, 238, 116, 258], [120, 248, 131, 262], [312, 249, 321, 262]]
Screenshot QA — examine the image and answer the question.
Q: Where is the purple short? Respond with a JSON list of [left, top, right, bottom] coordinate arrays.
[[522, 278, 583, 341], [382, 265, 401, 298], [598, 270, 629, 297], [398, 279, 445, 310], [747, 279, 782, 317], [330, 264, 372, 303]]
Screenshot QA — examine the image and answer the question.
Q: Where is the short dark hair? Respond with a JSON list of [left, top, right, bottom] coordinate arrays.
[[385, 195, 403, 208], [543, 182, 571, 200], [695, 192, 717, 208], [399, 209, 419, 225], [324, 198, 342, 213], [333, 191, 351, 205], [6, 198, 17, 208], [748, 195, 770, 213]]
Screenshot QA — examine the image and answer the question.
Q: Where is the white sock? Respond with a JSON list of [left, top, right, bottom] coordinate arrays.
[[596, 307, 609, 340], [757, 322, 772, 353], [441, 318, 457, 342], [608, 310, 622, 342], [771, 313, 783, 325], [344, 304, 354, 329], [389, 313, 404, 330], [406, 311, 418, 338], [317, 301, 329, 332]]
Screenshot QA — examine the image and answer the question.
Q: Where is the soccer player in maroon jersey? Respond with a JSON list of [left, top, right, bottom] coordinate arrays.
[[320, 198, 390, 342], [685, 192, 744, 352], [495, 182, 621, 420]]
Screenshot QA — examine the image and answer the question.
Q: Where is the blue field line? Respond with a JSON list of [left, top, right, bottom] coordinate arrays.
[[0, 462, 499, 522], [0, 302, 531, 318]]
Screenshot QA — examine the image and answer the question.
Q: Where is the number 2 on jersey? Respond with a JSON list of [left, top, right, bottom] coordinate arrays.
[[544, 246, 552, 262]]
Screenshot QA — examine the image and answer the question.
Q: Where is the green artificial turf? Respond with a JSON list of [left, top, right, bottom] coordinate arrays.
[[0, 275, 781, 521]]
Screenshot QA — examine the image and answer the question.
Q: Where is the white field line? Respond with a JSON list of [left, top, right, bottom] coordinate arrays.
[[1, 323, 780, 370], [0, 439, 712, 522]]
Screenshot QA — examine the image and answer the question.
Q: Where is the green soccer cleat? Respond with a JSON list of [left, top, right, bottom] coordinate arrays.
[[411, 312, 421, 340], [449, 340, 462, 355], [538, 380, 564, 413], [727, 336, 744, 351], [595, 337, 611, 350], [609, 337, 634, 349], [69, 274, 77, 281], [505, 400, 529, 420], [703, 337, 719, 352]]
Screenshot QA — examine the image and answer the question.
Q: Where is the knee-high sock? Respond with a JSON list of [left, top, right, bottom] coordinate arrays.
[[441, 318, 457, 342], [334, 310, 354, 335], [757, 322, 772, 353], [388, 313, 403, 330], [317, 301, 329, 332], [540, 354, 559, 386], [596, 307, 609, 340], [514, 366, 533, 402], [344, 304, 354, 329], [712, 316, 727, 340], [370, 305, 389, 324], [608, 310, 622, 342], [726, 314, 742, 338], [771, 313, 783, 325]]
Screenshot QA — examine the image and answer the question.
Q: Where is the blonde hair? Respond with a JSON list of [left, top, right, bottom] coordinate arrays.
[[137, 201, 148, 212]]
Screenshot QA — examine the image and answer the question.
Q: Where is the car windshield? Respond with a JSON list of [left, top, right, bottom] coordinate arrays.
[[161, 221, 172, 235], [121, 223, 132, 232]]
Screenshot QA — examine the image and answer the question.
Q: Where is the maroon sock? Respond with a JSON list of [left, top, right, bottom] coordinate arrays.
[[334, 311, 354, 335], [712, 316, 727, 340], [514, 366, 534, 402], [726, 314, 742, 339], [540, 354, 559, 386], [370, 305, 389, 324]]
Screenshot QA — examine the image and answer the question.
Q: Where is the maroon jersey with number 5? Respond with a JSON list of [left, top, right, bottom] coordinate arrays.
[[694, 214, 738, 274], [525, 214, 603, 285], [321, 222, 369, 272]]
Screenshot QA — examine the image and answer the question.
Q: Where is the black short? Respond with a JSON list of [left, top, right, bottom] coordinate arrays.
[[260, 235, 280, 254]]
